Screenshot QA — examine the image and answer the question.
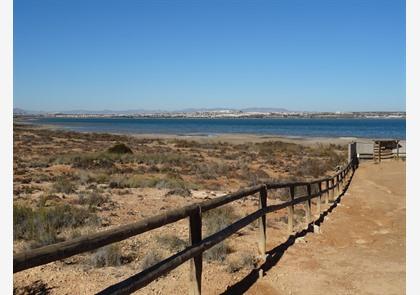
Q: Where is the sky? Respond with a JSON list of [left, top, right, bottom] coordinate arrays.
[[14, 0, 405, 112]]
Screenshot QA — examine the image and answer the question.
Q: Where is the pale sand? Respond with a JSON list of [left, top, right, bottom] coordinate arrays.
[[18, 121, 375, 146]]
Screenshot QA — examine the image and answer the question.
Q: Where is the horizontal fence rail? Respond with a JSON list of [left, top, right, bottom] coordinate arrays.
[[14, 156, 357, 295]]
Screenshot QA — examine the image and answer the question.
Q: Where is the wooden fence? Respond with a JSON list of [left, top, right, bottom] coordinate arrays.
[[14, 157, 357, 295]]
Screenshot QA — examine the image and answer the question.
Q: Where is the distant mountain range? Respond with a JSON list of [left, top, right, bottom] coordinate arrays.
[[13, 107, 291, 115]]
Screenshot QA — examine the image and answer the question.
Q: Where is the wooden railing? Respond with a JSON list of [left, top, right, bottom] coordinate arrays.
[[14, 157, 357, 295]]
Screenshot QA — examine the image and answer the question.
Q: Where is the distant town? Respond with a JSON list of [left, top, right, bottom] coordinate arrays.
[[13, 108, 405, 119]]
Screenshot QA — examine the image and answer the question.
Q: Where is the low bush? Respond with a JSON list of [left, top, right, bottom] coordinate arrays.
[[193, 162, 232, 179], [165, 187, 192, 197], [136, 152, 194, 167], [226, 253, 256, 273], [78, 170, 110, 184], [52, 177, 76, 194], [204, 242, 232, 262], [203, 205, 238, 261], [109, 174, 197, 190], [156, 234, 188, 252], [107, 143, 133, 154], [14, 203, 99, 247], [109, 175, 150, 188], [256, 141, 306, 157], [296, 158, 328, 178], [37, 194, 62, 207], [78, 191, 110, 208], [90, 244, 122, 267], [203, 205, 238, 236], [141, 252, 163, 270], [54, 152, 117, 169]]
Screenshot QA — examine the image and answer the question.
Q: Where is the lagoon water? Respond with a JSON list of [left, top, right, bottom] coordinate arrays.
[[28, 117, 406, 139]]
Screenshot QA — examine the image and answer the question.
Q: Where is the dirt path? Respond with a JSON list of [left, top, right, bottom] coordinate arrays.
[[241, 160, 405, 295]]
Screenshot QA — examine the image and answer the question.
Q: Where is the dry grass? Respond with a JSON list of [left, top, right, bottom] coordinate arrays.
[[204, 242, 232, 262], [14, 280, 52, 295], [203, 205, 239, 236], [156, 234, 188, 252], [90, 244, 123, 268], [52, 177, 76, 194], [13, 203, 99, 248], [226, 253, 256, 273], [141, 251, 164, 271]]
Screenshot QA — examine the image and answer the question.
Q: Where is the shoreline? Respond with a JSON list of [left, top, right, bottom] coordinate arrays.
[[14, 120, 386, 146]]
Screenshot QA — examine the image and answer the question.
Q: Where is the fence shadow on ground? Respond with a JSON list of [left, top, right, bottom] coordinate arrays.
[[221, 171, 355, 295]]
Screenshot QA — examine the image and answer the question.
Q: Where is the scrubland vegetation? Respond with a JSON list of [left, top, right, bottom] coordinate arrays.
[[13, 124, 347, 293]]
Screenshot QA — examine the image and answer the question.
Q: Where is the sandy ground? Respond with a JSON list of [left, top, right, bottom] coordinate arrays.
[[130, 133, 364, 146], [14, 160, 405, 295], [244, 160, 406, 295], [13, 124, 405, 294]]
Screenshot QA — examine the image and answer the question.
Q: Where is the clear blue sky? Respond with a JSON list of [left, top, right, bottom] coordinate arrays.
[[14, 0, 405, 112]]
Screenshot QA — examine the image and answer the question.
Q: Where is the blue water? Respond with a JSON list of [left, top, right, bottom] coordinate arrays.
[[27, 117, 406, 139]]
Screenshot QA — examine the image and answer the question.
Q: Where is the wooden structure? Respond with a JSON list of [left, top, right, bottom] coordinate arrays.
[[13, 156, 358, 295], [373, 139, 401, 163]]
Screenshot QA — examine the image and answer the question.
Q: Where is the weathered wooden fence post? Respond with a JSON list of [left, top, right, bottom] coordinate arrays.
[[342, 169, 346, 185], [347, 166, 350, 181], [288, 185, 295, 234], [348, 142, 356, 164], [305, 184, 312, 226], [324, 180, 329, 205], [189, 206, 202, 295], [258, 185, 267, 259], [328, 179, 333, 203], [317, 182, 322, 216], [336, 175, 340, 197]]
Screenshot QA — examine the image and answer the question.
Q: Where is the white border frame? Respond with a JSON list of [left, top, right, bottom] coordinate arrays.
[[406, 0, 419, 294], [0, 0, 13, 292], [1, 0, 417, 293]]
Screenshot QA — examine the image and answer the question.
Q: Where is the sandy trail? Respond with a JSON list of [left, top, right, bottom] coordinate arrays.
[[238, 160, 405, 295]]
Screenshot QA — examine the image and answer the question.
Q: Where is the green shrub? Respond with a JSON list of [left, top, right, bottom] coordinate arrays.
[[52, 177, 76, 194], [202, 204, 254, 263], [13, 203, 99, 247], [78, 191, 109, 208], [296, 158, 328, 178], [136, 152, 192, 166], [109, 174, 197, 190], [109, 174, 151, 188], [54, 152, 116, 169], [256, 141, 305, 156], [78, 170, 110, 184], [107, 143, 133, 154], [193, 162, 231, 179], [37, 194, 62, 207], [203, 205, 238, 236]]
